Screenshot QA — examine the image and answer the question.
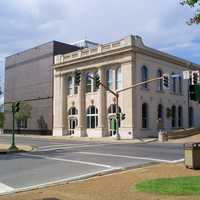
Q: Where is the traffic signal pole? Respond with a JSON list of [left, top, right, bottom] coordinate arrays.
[[9, 103, 18, 151]]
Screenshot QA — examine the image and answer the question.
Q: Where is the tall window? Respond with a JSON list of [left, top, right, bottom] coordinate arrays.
[[141, 66, 148, 89], [171, 105, 176, 128], [178, 106, 183, 128], [87, 106, 98, 129], [189, 107, 194, 127], [93, 71, 99, 92], [106, 69, 113, 89], [67, 75, 78, 95], [68, 76, 73, 95], [17, 119, 27, 129], [142, 103, 148, 128], [178, 76, 182, 94], [157, 70, 163, 91], [116, 67, 122, 90], [157, 104, 163, 120], [171, 72, 176, 93], [86, 73, 92, 93]]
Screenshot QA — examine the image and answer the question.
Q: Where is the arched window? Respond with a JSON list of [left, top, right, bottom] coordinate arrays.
[[171, 105, 176, 128], [68, 76, 73, 95], [108, 104, 122, 128], [189, 107, 194, 127], [87, 106, 98, 128], [68, 107, 78, 134], [141, 66, 148, 88], [157, 104, 163, 120], [68, 107, 78, 115], [178, 106, 183, 128], [116, 67, 122, 90], [178, 76, 182, 94], [106, 69, 113, 89], [142, 103, 148, 128], [157, 70, 163, 91], [108, 104, 121, 114]]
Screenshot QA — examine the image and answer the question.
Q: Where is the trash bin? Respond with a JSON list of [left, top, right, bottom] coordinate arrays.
[[158, 131, 168, 142], [184, 143, 200, 169]]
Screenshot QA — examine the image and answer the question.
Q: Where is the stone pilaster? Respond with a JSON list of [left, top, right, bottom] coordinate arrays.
[[98, 67, 108, 136], [53, 73, 67, 136], [76, 76, 86, 137]]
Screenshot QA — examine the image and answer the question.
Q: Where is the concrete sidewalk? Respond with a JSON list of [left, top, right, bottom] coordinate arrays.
[[10, 134, 157, 144]]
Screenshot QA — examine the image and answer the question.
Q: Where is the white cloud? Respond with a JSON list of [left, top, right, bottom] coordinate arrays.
[[0, 0, 199, 64]]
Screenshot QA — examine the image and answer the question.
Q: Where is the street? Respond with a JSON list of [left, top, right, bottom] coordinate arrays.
[[0, 135, 184, 195]]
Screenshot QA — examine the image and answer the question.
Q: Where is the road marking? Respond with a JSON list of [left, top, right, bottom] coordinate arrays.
[[34, 143, 108, 152], [0, 183, 14, 194], [38, 143, 81, 149], [21, 153, 113, 168], [77, 152, 184, 163]]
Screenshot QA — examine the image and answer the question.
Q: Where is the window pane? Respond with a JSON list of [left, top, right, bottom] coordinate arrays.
[[116, 67, 122, 90], [106, 69, 113, 89], [86, 74, 92, 93], [91, 116, 95, 128], [68, 76, 73, 95]]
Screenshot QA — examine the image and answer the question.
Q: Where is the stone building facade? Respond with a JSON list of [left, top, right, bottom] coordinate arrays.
[[4, 41, 79, 134], [53, 35, 200, 138]]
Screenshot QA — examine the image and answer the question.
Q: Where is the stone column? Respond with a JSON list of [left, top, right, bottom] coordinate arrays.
[[98, 67, 107, 136], [77, 76, 86, 137], [53, 73, 67, 136]]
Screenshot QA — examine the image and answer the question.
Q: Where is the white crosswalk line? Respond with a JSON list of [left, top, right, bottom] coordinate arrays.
[[0, 183, 14, 194], [21, 153, 113, 168], [77, 152, 184, 163], [34, 143, 108, 152]]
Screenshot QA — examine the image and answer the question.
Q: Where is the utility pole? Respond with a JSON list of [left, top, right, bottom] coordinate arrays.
[[9, 102, 20, 151]]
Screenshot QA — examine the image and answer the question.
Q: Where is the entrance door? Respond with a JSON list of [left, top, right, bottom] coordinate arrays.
[[69, 118, 77, 135], [109, 117, 116, 136]]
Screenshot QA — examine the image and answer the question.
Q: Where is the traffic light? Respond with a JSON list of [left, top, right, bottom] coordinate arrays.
[[191, 71, 200, 85], [15, 102, 20, 113], [121, 113, 126, 120], [12, 102, 20, 113], [163, 74, 170, 89], [189, 85, 200, 101], [74, 70, 81, 85], [94, 73, 101, 89]]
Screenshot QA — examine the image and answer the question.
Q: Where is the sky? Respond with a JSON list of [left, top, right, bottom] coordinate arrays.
[[0, 0, 200, 103]]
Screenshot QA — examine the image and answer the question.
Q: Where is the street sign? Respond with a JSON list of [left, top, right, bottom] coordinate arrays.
[[171, 74, 181, 78], [183, 71, 190, 80]]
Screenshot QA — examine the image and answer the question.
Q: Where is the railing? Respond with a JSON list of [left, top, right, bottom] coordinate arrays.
[[54, 36, 132, 65]]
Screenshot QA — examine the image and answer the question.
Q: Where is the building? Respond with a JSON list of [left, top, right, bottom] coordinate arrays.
[[4, 41, 80, 134], [53, 35, 200, 139]]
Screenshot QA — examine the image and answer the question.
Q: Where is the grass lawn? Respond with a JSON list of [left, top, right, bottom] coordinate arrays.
[[135, 176, 200, 196]]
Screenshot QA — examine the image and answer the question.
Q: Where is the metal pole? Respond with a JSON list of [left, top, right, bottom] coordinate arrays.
[[188, 79, 190, 128], [9, 103, 17, 151], [116, 93, 120, 140]]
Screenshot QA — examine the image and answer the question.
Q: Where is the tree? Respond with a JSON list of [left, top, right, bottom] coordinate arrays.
[[15, 102, 32, 122], [181, 0, 200, 24]]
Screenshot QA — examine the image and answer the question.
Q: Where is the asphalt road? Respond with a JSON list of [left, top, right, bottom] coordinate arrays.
[[0, 135, 184, 195]]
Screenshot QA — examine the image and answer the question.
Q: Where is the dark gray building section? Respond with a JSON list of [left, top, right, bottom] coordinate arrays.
[[4, 41, 79, 134]]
